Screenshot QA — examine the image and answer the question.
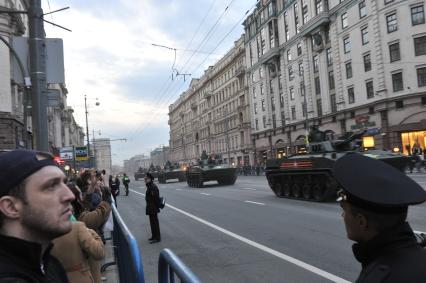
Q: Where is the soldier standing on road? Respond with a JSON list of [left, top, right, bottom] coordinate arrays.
[[144, 173, 161, 243], [334, 153, 426, 283]]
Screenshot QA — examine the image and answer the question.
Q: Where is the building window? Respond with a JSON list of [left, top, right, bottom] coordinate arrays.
[[346, 62, 353, 78], [395, 100, 404, 109], [343, 37, 351, 53], [280, 93, 284, 107], [284, 11, 290, 41], [414, 36, 426, 56], [287, 50, 292, 61], [294, 3, 300, 34], [313, 55, 319, 72], [315, 77, 321, 95], [260, 83, 264, 95], [299, 62, 304, 76], [330, 94, 337, 113], [255, 119, 259, 130], [291, 106, 296, 120], [326, 48, 333, 66], [317, 99, 323, 116], [411, 5, 425, 26], [315, 0, 323, 15], [302, 4, 309, 24], [389, 42, 400, 62], [386, 13, 397, 33], [278, 73, 283, 90], [422, 96, 426, 105], [369, 106, 374, 114], [342, 12, 348, 29], [259, 68, 264, 78], [361, 27, 369, 45], [261, 99, 266, 111], [300, 83, 305, 97], [289, 66, 294, 81], [348, 87, 355, 104], [364, 53, 371, 72], [302, 102, 307, 117], [418, 67, 426, 87], [263, 116, 267, 128], [366, 81, 374, 98], [271, 97, 275, 111], [254, 103, 258, 114], [297, 42, 302, 56], [392, 72, 403, 92], [359, 1, 367, 18], [290, 87, 295, 100], [328, 70, 335, 90]]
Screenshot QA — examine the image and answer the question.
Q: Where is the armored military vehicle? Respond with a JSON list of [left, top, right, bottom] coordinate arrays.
[[265, 127, 410, 202], [158, 162, 187, 184], [186, 151, 238, 188], [134, 167, 146, 181]]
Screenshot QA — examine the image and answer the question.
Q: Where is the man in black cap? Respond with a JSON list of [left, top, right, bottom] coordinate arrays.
[[0, 150, 74, 282], [144, 172, 161, 243], [334, 153, 426, 282]]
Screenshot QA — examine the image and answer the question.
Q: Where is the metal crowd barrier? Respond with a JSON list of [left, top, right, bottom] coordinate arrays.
[[102, 203, 146, 283], [158, 249, 203, 283]]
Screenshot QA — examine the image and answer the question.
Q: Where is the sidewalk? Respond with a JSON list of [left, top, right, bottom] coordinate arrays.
[[101, 231, 119, 283]]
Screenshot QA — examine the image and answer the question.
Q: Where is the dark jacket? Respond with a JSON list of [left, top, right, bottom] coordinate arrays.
[[145, 181, 160, 215], [0, 234, 69, 283], [353, 222, 426, 283]]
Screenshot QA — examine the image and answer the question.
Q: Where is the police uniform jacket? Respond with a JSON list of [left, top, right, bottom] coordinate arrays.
[[0, 234, 69, 283], [353, 222, 426, 283], [145, 181, 160, 215]]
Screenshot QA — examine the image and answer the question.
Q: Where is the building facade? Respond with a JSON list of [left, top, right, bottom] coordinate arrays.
[[93, 138, 112, 175], [244, 0, 426, 163], [124, 154, 152, 174], [150, 146, 170, 167], [169, 36, 253, 166], [0, 0, 30, 150]]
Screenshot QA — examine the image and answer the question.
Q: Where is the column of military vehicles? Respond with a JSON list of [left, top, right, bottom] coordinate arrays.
[[134, 127, 408, 203]]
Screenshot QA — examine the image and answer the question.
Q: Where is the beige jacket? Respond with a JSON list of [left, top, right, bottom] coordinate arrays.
[[52, 221, 105, 283]]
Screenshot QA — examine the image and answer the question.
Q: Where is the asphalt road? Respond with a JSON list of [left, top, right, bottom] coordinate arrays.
[[116, 174, 426, 283]]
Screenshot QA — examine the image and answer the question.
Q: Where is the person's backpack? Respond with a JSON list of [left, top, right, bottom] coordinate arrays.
[[158, 196, 166, 209]]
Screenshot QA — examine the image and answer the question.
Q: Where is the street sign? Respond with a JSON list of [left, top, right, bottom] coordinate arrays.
[[60, 146, 74, 160], [75, 146, 88, 161]]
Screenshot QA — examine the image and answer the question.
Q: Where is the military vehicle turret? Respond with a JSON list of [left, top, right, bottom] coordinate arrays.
[[158, 161, 187, 184], [134, 167, 146, 181], [265, 126, 410, 202], [186, 151, 238, 188]]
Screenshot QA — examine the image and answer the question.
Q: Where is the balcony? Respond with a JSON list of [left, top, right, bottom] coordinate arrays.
[[204, 91, 213, 99], [191, 101, 197, 110], [237, 104, 248, 112], [238, 122, 251, 130]]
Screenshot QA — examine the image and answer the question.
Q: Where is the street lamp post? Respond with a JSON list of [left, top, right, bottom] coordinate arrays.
[[84, 95, 99, 167]]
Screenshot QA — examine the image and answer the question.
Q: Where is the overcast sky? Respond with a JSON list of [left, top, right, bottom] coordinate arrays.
[[43, 0, 255, 166]]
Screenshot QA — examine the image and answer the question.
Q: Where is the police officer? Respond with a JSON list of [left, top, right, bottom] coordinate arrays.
[[333, 153, 426, 283]]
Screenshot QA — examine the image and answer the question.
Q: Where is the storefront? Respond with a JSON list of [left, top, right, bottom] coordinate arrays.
[[401, 130, 426, 155]]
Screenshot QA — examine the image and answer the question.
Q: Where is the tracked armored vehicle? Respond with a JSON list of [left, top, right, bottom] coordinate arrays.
[[158, 163, 187, 184], [265, 127, 409, 202], [186, 152, 238, 188], [134, 167, 146, 181]]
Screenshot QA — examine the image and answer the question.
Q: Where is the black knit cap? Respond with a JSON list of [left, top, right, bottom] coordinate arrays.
[[145, 172, 154, 180], [0, 149, 58, 197], [333, 153, 426, 213]]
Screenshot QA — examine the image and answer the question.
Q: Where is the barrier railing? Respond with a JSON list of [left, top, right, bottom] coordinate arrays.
[[103, 203, 145, 283], [158, 249, 203, 283]]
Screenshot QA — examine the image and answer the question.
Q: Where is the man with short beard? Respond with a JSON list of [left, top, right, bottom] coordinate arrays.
[[0, 150, 75, 282]]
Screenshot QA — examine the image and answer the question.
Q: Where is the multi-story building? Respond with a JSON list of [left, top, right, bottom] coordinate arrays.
[[244, 0, 426, 163], [150, 146, 170, 167], [0, 0, 30, 150], [47, 83, 85, 150], [169, 36, 253, 166], [124, 154, 152, 174], [93, 138, 112, 175]]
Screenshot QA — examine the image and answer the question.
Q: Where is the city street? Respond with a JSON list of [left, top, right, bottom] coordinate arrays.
[[117, 174, 426, 283]]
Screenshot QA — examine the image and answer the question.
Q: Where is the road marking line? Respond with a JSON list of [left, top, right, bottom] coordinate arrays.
[[200, 193, 211, 196], [416, 181, 426, 184], [414, 230, 426, 234], [240, 188, 257, 191], [176, 189, 183, 191], [129, 189, 350, 283], [244, 200, 265, 206]]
